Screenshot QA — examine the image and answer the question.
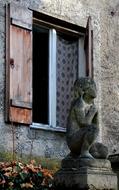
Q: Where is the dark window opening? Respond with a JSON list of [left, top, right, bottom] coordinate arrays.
[[33, 25, 49, 124]]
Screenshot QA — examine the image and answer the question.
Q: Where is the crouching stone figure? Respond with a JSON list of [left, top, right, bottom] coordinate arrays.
[[67, 77, 107, 159], [53, 78, 116, 190]]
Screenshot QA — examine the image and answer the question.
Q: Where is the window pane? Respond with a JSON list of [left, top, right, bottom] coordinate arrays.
[[33, 26, 49, 124], [56, 35, 78, 128]]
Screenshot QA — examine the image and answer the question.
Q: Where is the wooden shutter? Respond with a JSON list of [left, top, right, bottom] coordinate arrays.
[[84, 16, 93, 78], [6, 3, 32, 124]]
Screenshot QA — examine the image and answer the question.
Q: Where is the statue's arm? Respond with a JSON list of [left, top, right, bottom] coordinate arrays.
[[74, 106, 88, 126], [74, 104, 97, 126], [85, 105, 98, 125], [92, 112, 98, 125]]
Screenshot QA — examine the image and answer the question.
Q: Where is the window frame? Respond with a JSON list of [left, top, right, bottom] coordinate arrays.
[[31, 15, 86, 132]]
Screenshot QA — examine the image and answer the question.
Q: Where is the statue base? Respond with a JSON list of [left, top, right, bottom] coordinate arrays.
[[54, 157, 117, 190]]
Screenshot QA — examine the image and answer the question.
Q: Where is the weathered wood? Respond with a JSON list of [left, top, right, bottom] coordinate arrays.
[[91, 30, 93, 77], [10, 3, 32, 30], [6, 3, 33, 124], [9, 25, 32, 124], [84, 16, 93, 78], [33, 18, 83, 38], [10, 25, 32, 102], [10, 99, 32, 109], [5, 4, 10, 122], [32, 9, 86, 34], [10, 107, 32, 124]]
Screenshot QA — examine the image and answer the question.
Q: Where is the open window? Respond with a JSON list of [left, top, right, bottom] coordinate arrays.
[[5, 3, 93, 130]]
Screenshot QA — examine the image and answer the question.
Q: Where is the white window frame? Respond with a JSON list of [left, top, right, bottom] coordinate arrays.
[[49, 29, 56, 128], [30, 28, 85, 132]]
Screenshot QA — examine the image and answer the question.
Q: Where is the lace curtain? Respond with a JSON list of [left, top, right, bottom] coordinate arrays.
[[56, 35, 78, 128]]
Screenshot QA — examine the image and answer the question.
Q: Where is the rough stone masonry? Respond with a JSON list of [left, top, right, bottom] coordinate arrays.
[[0, 0, 119, 159]]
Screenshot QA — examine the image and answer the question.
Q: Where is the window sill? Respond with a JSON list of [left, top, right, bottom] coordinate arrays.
[[30, 122, 66, 133]]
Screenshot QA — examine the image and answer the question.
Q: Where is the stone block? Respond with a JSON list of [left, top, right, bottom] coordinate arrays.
[[54, 158, 117, 190], [54, 167, 117, 190]]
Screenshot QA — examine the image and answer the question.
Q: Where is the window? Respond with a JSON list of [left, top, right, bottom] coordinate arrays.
[[5, 3, 93, 131], [33, 26, 49, 125]]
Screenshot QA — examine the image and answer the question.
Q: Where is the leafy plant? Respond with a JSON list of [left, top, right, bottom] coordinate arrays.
[[0, 160, 53, 190]]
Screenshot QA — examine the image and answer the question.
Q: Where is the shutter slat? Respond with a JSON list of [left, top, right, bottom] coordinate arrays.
[[10, 99, 32, 109], [10, 3, 32, 30], [5, 4, 10, 122], [10, 25, 32, 103], [84, 16, 93, 78], [6, 3, 32, 124], [10, 107, 32, 124]]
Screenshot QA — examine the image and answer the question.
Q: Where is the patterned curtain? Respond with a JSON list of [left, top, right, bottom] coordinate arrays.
[[56, 35, 78, 128]]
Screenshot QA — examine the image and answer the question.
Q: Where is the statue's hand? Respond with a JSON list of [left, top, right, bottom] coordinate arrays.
[[85, 104, 97, 124], [89, 104, 97, 114]]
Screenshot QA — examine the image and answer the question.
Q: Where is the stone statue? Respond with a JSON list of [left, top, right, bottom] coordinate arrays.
[[54, 77, 117, 190], [66, 77, 107, 159]]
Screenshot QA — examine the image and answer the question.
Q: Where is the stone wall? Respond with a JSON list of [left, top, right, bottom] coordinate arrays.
[[100, 0, 119, 154], [0, 0, 118, 159]]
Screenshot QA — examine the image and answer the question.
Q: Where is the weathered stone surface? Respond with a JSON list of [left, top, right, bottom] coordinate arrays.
[[66, 78, 99, 158], [54, 77, 117, 189], [61, 157, 111, 170], [54, 153, 117, 189], [54, 155, 117, 189], [90, 142, 108, 159], [54, 163, 117, 190], [66, 78, 108, 159], [0, 0, 118, 159]]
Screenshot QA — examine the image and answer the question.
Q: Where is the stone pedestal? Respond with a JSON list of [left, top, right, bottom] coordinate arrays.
[[54, 157, 117, 190]]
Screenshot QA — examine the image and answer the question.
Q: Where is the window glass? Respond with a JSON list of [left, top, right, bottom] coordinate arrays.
[[33, 26, 49, 124], [33, 25, 79, 127]]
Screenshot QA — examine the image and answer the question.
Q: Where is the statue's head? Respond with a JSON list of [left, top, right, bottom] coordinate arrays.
[[74, 77, 97, 103]]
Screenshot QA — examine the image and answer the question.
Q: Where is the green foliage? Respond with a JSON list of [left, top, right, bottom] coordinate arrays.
[[0, 160, 54, 190], [0, 151, 61, 190], [0, 151, 16, 162]]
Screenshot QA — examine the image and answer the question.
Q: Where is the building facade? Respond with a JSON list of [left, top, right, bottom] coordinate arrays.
[[0, 0, 119, 159]]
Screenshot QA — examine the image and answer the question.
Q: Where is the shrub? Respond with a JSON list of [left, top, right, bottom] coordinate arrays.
[[0, 160, 53, 190]]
